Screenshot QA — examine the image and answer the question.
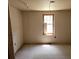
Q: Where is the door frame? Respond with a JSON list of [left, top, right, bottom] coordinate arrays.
[[8, 6, 15, 59]]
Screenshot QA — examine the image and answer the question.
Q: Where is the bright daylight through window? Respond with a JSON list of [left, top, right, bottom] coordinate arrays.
[[43, 14, 54, 35]]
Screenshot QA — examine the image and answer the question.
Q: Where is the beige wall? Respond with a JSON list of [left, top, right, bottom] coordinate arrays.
[[22, 10, 71, 44], [9, 5, 23, 53]]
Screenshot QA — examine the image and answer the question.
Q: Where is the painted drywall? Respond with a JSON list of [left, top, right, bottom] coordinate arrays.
[[9, 5, 23, 53], [22, 10, 71, 44]]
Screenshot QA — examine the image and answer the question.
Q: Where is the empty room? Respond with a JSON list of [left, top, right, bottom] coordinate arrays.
[[8, 0, 71, 59]]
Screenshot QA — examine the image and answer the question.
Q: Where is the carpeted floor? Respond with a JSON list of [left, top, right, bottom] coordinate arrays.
[[15, 44, 71, 59]]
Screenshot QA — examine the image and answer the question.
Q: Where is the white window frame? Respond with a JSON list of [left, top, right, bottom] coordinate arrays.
[[43, 14, 54, 35]]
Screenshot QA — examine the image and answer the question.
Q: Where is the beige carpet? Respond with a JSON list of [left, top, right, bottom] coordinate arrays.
[[15, 44, 71, 59]]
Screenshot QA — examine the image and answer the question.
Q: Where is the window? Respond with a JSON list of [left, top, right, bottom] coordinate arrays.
[[43, 14, 54, 35]]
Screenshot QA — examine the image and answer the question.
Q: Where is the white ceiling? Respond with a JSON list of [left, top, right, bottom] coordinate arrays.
[[9, 0, 71, 11]]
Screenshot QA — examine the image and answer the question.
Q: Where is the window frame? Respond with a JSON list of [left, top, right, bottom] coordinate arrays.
[[43, 14, 55, 35]]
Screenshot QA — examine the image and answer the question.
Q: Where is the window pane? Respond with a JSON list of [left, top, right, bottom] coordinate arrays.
[[44, 15, 53, 24], [44, 15, 54, 35], [47, 24, 53, 33]]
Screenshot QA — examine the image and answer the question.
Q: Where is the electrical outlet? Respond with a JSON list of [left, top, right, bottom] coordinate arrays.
[[54, 36, 56, 38]]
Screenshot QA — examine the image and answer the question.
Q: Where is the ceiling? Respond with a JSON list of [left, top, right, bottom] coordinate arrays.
[[9, 0, 71, 11]]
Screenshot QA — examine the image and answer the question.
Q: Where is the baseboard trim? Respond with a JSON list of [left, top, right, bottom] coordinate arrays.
[[15, 43, 24, 55], [23, 43, 71, 45]]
